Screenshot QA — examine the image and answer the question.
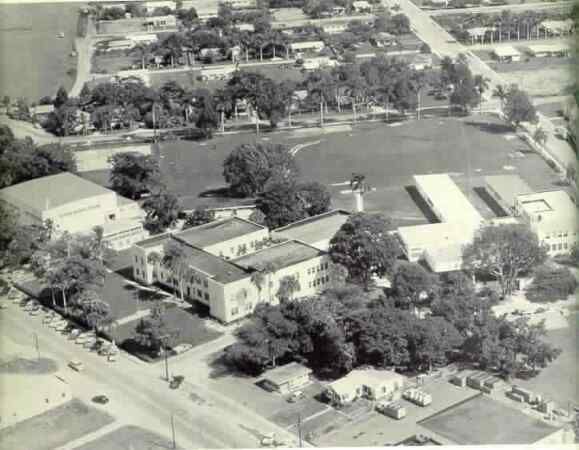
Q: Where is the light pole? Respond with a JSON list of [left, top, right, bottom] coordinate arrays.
[[171, 412, 177, 449], [33, 332, 40, 361]]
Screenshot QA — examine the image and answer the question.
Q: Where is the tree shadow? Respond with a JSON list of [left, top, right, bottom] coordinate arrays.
[[464, 120, 514, 135]]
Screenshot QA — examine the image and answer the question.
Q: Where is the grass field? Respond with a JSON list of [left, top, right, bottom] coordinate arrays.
[[81, 115, 560, 224], [0, 399, 114, 450], [77, 425, 185, 450]]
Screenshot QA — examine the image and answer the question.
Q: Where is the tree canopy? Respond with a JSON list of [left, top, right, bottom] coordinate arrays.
[[463, 223, 547, 297], [222, 142, 299, 197], [109, 152, 162, 200], [503, 85, 538, 129], [329, 213, 399, 289]]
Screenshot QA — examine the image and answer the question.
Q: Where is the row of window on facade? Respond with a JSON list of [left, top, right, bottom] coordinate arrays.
[[546, 242, 570, 252], [309, 275, 330, 288], [307, 262, 328, 276], [544, 231, 574, 239], [231, 301, 253, 317]]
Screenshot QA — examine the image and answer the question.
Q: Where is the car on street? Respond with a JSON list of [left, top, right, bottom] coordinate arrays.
[[69, 329, 82, 339], [92, 395, 109, 405], [68, 360, 84, 371]]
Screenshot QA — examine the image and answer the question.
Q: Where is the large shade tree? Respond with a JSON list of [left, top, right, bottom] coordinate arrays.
[[462, 223, 547, 298], [329, 213, 400, 290]]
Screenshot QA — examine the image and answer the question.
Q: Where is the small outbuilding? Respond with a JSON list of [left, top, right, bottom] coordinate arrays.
[[492, 45, 521, 62], [261, 362, 313, 394], [325, 369, 405, 406]]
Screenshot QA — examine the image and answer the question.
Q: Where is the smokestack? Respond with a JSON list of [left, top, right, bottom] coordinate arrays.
[[354, 191, 364, 212]]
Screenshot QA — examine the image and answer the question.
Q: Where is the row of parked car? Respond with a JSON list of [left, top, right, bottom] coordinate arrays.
[[14, 294, 119, 362]]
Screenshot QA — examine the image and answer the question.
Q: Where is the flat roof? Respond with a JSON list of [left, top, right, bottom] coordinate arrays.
[[420, 395, 561, 445], [517, 190, 579, 226], [173, 217, 265, 248], [135, 233, 172, 249], [328, 370, 405, 395], [274, 210, 350, 246], [414, 174, 484, 225], [263, 362, 312, 386], [171, 237, 250, 283], [485, 174, 534, 207], [493, 45, 521, 57], [233, 240, 323, 271], [290, 41, 325, 49], [0, 172, 114, 213], [398, 221, 478, 248]]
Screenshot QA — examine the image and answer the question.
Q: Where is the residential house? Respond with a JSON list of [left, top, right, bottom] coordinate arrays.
[[261, 362, 313, 394], [325, 370, 406, 406]]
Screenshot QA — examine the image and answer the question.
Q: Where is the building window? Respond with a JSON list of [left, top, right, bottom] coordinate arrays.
[[203, 279, 208, 288], [135, 255, 139, 262], [197, 289, 203, 297], [308, 282, 312, 288], [135, 268, 140, 276], [204, 293, 209, 301], [558, 243, 563, 250], [564, 243, 568, 249]]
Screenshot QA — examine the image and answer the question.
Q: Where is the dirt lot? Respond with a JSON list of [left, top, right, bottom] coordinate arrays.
[[77, 425, 185, 450], [0, 399, 114, 450]]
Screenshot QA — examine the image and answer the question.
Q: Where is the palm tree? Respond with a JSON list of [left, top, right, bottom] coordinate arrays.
[[132, 43, 152, 70], [350, 173, 371, 212], [493, 84, 509, 109], [261, 262, 278, 303], [147, 251, 162, 282], [474, 75, 490, 113], [276, 275, 301, 302], [250, 271, 265, 303]]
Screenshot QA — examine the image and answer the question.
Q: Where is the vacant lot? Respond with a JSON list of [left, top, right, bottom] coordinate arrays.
[[77, 425, 185, 450], [0, 399, 114, 450]]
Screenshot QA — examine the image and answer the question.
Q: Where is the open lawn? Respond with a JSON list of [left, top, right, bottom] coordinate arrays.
[[77, 425, 185, 450], [92, 51, 137, 74], [82, 115, 560, 224], [110, 303, 223, 362], [0, 399, 114, 450]]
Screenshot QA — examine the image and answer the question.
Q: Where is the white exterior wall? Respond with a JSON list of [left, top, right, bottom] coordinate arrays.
[[43, 192, 117, 235], [203, 229, 269, 259]]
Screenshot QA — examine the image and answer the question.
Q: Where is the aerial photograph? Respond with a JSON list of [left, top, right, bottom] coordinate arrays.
[[0, 0, 576, 448]]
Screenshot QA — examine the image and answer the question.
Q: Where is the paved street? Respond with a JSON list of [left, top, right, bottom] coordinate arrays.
[[385, 0, 577, 172], [0, 300, 302, 449], [428, 1, 573, 16]]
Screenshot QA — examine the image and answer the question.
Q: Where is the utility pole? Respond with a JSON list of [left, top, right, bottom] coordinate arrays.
[[297, 413, 303, 448], [33, 332, 40, 361], [171, 413, 177, 449]]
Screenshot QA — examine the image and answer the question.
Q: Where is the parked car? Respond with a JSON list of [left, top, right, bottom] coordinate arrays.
[[29, 308, 42, 316], [68, 360, 84, 371], [92, 395, 109, 405], [169, 375, 185, 390], [69, 329, 82, 339], [287, 391, 305, 403], [56, 322, 71, 332]]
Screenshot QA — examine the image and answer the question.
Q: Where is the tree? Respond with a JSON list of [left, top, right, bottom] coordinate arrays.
[[348, 302, 411, 368], [409, 316, 463, 372], [463, 223, 548, 298], [329, 213, 400, 290], [142, 188, 181, 233], [134, 303, 179, 355], [3, 222, 52, 268], [0, 139, 77, 188], [565, 163, 577, 185], [276, 275, 301, 302], [54, 86, 69, 109], [570, 243, 579, 267], [387, 13, 411, 35], [256, 180, 308, 229], [391, 262, 437, 310], [503, 86, 537, 129], [525, 265, 577, 303], [160, 240, 192, 302], [183, 207, 215, 229], [0, 202, 17, 267], [248, 208, 267, 225], [297, 182, 332, 216], [192, 88, 219, 136], [109, 152, 162, 200], [73, 289, 112, 332], [222, 143, 299, 197]]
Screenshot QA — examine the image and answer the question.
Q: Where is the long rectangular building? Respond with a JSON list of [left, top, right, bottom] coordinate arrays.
[[414, 174, 484, 226]]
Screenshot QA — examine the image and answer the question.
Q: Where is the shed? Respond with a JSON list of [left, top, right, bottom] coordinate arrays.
[[261, 362, 312, 394]]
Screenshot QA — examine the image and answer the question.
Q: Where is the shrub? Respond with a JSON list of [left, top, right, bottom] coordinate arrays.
[[526, 265, 577, 303]]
